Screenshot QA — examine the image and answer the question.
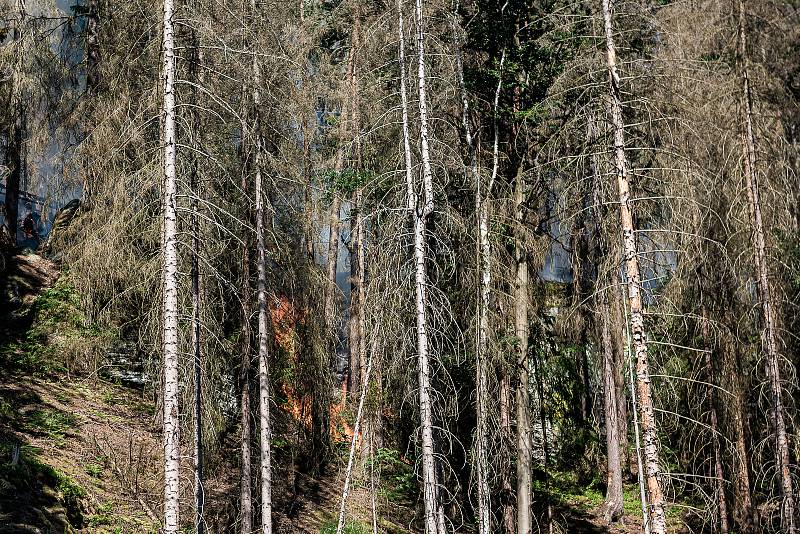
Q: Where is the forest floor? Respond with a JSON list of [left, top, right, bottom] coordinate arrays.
[[0, 251, 683, 533]]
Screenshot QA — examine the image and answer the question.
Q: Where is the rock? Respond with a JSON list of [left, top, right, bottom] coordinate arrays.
[[101, 341, 149, 388]]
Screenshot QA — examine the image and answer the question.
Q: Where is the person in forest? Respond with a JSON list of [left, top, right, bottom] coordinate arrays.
[[22, 203, 40, 242]]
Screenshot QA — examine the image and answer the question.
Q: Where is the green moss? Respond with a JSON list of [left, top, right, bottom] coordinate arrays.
[[0, 451, 87, 527], [0, 398, 14, 420], [85, 460, 104, 478]]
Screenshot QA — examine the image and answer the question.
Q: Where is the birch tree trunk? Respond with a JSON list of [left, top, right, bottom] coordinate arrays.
[[601, 1, 666, 532], [737, 3, 796, 531], [399, 0, 439, 530], [240, 134, 254, 534], [454, 19, 502, 534], [413, 0, 434, 218], [250, 16, 273, 531], [160, 0, 180, 529], [336, 327, 376, 534]]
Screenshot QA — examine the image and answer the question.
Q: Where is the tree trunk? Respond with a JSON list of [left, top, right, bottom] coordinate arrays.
[[336, 318, 376, 534], [188, 31, 205, 534], [454, 22, 491, 530], [458, 36, 504, 534], [325, 16, 359, 332], [240, 133, 254, 534], [356, 187, 375, 455], [412, 0, 434, 219], [700, 310, 728, 534], [588, 114, 624, 523], [498, 367, 515, 534], [625, 322, 651, 532], [601, 1, 667, 532], [612, 295, 629, 473], [730, 358, 756, 533], [250, 16, 273, 531], [159, 0, 180, 529], [737, 3, 796, 531], [325, 191, 342, 328], [86, 0, 101, 93], [348, 226, 361, 399], [532, 348, 553, 534], [399, 0, 439, 530], [600, 295, 624, 523], [5, 0, 27, 246], [514, 160, 532, 534]]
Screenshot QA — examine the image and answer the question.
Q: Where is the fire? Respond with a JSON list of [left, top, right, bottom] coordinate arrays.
[[270, 294, 356, 443]]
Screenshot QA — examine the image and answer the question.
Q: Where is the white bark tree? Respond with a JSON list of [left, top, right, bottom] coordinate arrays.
[[159, 0, 180, 530], [335, 310, 376, 534], [251, 10, 273, 530], [399, 0, 440, 530], [601, 0, 666, 532], [453, 14, 495, 534]]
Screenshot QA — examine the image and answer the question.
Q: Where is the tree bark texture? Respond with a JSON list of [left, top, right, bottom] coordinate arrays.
[[601, 1, 667, 531], [600, 296, 624, 523], [514, 162, 532, 534], [700, 310, 728, 534], [251, 14, 273, 530], [160, 0, 180, 529], [399, 0, 440, 530], [737, 2, 796, 531]]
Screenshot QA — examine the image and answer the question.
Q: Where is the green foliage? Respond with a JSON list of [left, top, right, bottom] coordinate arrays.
[[319, 518, 370, 534], [25, 409, 79, 446], [0, 274, 117, 374], [623, 483, 645, 517], [85, 458, 105, 478], [322, 168, 374, 197], [0, 398, 13, 419], [0, 329, 63, 374], [373, 448, 416, 505], [87, 501, 115, 527]]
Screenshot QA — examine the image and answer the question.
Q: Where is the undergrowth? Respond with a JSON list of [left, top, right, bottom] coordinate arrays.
[[0, 445, 87, 527], [0, 273, 116, 375], [319, 518, 371, 534]]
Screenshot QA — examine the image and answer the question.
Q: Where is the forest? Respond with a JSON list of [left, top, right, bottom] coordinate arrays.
[[0, 0, 799, 532]]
